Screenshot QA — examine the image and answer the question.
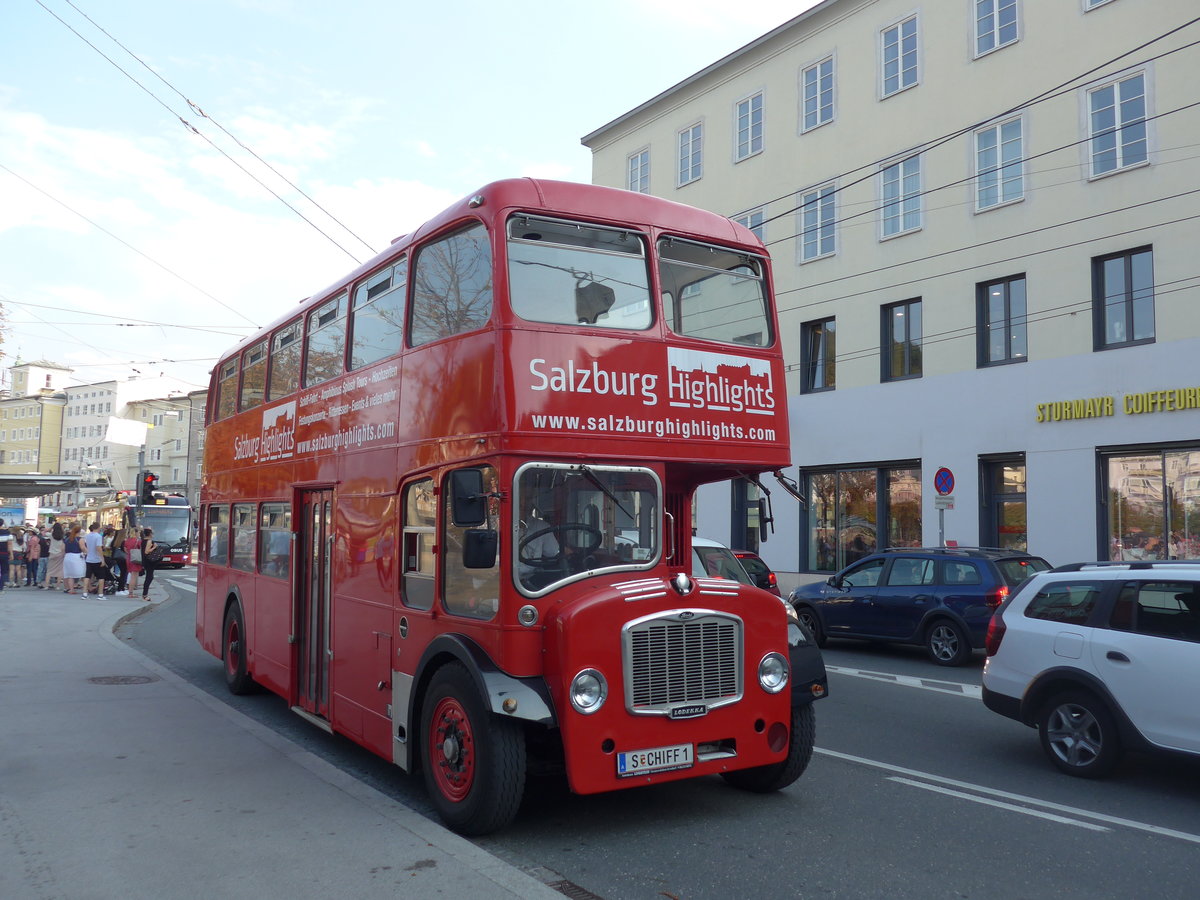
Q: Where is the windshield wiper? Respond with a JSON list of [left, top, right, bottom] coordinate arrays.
[[575, 464, 635, 521]]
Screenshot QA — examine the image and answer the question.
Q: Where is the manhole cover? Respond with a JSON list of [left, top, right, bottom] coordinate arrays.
[[87, 675, 159, 685]]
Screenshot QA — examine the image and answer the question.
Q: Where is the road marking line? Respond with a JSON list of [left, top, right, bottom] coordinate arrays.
[[817, 748, 1200, 845], [888, 777, 1109, 831], [825, 664, 982, 699]]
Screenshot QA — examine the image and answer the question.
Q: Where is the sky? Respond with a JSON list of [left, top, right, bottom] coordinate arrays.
[[1, 0, 820, 395]]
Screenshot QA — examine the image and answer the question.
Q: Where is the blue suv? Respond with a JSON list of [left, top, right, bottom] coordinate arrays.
[[789, 547, 1051, 666]]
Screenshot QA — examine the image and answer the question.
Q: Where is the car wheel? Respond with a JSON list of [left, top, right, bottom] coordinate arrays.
[[1037, 690, 1122, 778], [925, 619, 970, 666], [795, 607, 827, 647], [721, 704, 816, 793]]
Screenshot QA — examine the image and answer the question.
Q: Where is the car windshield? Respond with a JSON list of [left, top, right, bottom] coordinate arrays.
[[693, 545, 753, 585], [995, 556, 1051, 587], [515, 463, 659, 595], [506, 215, 652, 329]]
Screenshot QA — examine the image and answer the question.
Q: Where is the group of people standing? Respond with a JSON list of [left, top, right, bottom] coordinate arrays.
[[0, 519, 160, 600]]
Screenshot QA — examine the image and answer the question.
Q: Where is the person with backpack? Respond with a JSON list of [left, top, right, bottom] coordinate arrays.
[[140, 527, 163, 601]]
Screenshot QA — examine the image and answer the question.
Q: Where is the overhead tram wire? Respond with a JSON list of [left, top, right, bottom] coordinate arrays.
[[0, 162, 260, 329], [728, 16, 1200, 228], [35, 0, 367, 267], [1, 295, 252, 339], [58, 0, 378, 259]]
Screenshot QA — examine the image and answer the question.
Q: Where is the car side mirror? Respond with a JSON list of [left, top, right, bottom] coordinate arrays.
[[827, 575, 842, 589]]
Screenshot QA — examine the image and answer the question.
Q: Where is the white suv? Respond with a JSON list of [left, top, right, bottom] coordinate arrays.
[[982, 562, 1200, 777]]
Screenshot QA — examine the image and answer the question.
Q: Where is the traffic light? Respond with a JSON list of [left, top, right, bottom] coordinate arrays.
[[140, 471, 159, 503]]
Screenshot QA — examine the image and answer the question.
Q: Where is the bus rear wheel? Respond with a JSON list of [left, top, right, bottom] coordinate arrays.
[[721, 704, 815, 793], [421, 662, 526, 835], [222, 602, 255, 695]]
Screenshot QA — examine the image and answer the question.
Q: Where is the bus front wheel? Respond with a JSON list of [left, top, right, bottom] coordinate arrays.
[[421, 662, 526, 835], [222, 602, 255, 695], [721, 704, 815, 793]]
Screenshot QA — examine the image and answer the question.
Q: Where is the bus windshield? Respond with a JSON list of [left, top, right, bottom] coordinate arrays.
[[515, 463, 659, 595], [658, 237, 771, 347], [140, 506, 191, 550], [507, 215, 652, 329]]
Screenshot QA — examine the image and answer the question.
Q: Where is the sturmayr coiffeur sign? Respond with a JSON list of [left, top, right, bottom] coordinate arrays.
[[1036, 387, 1200, 423]]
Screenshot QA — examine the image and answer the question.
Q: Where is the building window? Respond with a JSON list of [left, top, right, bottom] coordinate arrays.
[[882, 299, 922, 381], [627, 149, 650, 194], [678, 123, 703, 186], [1093, 247, 1153, 349], [799, 183, 836, 262], [1088, 72, 1147, 177], [975, 117, 1023, 210], [802, 57, 834, 131], [735, 93, 763, 161], [981, 456, 1028, 550], [801, 318, 836, 393], [977, 275, 1027, 366], [1104, 448, 1200, 561], [733, 208, 765, 242], [805, 465, 921, 571], [880, 155, 921, 238], [881, 16, 919, 97], [975, 0, 1019, 57], [1084, 0, 1118, 10]]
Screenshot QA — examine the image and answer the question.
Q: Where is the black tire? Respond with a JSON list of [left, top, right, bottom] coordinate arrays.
[[795, 607, 827, 648], [721, 704, 816, 793], [421, 662, 526, 835], [1037, 690, 1122, 778], [925, 619, 970, 666], [222, 602, 255, 695]]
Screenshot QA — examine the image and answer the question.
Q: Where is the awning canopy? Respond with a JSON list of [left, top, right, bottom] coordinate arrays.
[[0, 474, 80, 499]]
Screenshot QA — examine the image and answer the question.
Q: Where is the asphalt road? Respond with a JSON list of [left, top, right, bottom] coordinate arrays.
[[123, 571, 1200, 899]]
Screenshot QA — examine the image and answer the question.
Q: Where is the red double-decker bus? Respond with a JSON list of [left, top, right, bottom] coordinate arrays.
[[197, 178, 827, 834]]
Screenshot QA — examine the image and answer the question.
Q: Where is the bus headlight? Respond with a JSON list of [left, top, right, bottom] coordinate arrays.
[[758, 652, 789, 694], [569, 668, 608, 714]]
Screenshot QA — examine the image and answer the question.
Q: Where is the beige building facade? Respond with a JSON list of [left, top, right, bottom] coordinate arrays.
[[583, 0, 1200, 578]]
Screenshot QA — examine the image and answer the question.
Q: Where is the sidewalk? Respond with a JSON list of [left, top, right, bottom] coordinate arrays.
[[0, 579, 563, 899]]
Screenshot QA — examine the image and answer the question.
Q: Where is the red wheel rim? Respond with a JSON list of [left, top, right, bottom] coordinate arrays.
[[225, 617, 241, 678], [429, 696, 475, 802]]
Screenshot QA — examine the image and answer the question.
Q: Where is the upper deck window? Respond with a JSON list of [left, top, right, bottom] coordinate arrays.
[[409, 224, 493, 347], [507, 215, 652, 330], [268, 320, 302, 400], [658, 238, 771, 347], [351, 257, 407, 369], [239, 340, 267, 412], [304, 293, 347, 387], [215, 359, 238, 422]]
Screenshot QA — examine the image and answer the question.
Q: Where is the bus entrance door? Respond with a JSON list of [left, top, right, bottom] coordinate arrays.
[[295, 489, 333, 723]]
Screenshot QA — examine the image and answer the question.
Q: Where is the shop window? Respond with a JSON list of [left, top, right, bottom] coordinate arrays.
[[805, 463, 921, 571], [1105, 448, 1200, 561]]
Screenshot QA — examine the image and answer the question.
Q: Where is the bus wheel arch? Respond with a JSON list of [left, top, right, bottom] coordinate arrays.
[[420, 661, 526, 835], [222, 594, 255, 695]]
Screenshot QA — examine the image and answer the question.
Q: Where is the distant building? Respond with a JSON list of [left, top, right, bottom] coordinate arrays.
[[0, 360, 71, 517], [583, 0, 1200, 575]]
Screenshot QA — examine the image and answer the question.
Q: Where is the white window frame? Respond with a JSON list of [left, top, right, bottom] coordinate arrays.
[[627, 148, 650, 194], [880, 15, 920, 99], [798, 183, 837, 263], [734, 92, 764, 162], [1083, 0, 1118, 10], [879, 155, 922, 239], [974, 115, 1024, 211], [800, 55, 835, 133], [1083, 69, 1150, 179], [733, 208, 766, 243], [973, 0, 1020, 59], [678, 122, 704, 187]]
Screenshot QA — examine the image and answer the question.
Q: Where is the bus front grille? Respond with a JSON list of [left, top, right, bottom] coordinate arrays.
[[622, 613, 743, 714]]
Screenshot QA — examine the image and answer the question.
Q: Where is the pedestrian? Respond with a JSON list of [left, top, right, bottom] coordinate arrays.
[[35, 527, 51, 587], [25, 527, 41, 586], [10, 528, 26, 586], [83, 522, 105, 598], [123, 527, 143, 596], [111, 527, 130, 595], [63, 525, 86, 594], [0, 519, 11, 590], [43, 523, 65, 590], [140, 527, 161, 601]]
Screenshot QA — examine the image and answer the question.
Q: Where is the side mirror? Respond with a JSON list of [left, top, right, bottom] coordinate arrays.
[[449, 469, 487, 527], [826, 575, 841, 588], [463, 529, 498, 569]]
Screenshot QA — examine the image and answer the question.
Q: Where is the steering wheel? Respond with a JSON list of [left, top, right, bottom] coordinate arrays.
[[518, 524, 604, 567]]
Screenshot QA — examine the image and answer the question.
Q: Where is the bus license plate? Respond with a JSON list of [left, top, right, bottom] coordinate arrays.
[[616, 742, 694, 777]]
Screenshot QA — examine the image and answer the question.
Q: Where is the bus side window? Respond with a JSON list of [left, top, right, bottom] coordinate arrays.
[[409, 223, 493, 347], [230, 503, 256, 572], [214, 358, 238, 422], [268, 320, 302, 400], [240, 339, 267, 411], [442, 465, 499, 620], [351, 257, 407, 369], [401, 478, 435, 611], [208, 505, 230, 566], [258, 503, 291, 579], [304, 293, 347, 387]]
